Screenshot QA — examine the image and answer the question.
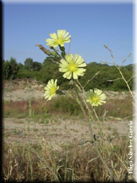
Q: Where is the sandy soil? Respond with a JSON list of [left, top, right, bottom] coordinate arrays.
[[3, 79, 131, 101], [3, 88, 44, 101], [3, 116, 129, 151], [3, 80, 131, 150]]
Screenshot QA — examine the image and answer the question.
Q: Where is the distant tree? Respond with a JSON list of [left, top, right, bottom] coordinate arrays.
[[125, 64, 133, 72], [43, 57, 52, 66], [17, 69, 35, 79], [43, 56, 60, 66], [24, 58, 33, 70], [9, 57, 19, 79], [112, 79, 127, 91], [3, 58, 20, 80], [18, 63, 24, 68], [32, 61, 42, 71], [3, 60, 12, 80], [3, 56, 133, 91]]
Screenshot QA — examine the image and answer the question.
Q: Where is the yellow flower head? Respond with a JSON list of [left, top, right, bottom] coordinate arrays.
[[86, 89, 106, 106], [44, 79, 59, 101], [46, 30, 71, 48], [59, 54, 86, 80]]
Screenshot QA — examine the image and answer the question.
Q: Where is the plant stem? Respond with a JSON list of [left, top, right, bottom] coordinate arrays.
[[73, 81, 87, 118], [88, 119, 114, 181], [73, 80, 115, 181]]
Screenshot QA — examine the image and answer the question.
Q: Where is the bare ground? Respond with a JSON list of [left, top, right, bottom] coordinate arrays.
[[3, 79, 131, 150], [3, 116, 129, 151], [3, 79, 131, 101]]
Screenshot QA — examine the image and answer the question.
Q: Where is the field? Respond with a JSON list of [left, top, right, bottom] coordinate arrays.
[[3, 79, 134, 182]]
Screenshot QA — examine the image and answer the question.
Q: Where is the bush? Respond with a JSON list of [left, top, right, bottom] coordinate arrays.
[[50, 96, 82, 116], [17, 69, 35, 79]]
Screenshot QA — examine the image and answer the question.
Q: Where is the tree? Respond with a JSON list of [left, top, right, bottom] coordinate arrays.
[[9, 57, 19, 79], [24, 58, 33, 70], [32, 61, 42, 71], [3, 60, 12, 80], [18, 63, 24, 68]]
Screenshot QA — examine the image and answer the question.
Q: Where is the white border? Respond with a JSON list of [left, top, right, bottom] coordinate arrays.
[[134, 0, 137, 181], [1, 0, 135, 3]]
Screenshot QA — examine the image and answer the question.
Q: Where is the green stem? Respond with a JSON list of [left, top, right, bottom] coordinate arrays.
[[51, 47, 64, 59], [73, 81, 87, 118], [88, 120, 114, 181], [74, 79, 115, 181]]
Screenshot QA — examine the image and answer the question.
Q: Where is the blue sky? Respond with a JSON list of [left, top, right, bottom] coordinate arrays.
[[3, 2, 133, 65]]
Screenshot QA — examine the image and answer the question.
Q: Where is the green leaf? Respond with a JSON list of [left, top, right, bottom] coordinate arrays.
[[59, 46, 65, 52], [61, 52, 66, 58]]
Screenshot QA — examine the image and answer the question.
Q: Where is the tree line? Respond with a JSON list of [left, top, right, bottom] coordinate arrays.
[[2, 57, 133, 91]]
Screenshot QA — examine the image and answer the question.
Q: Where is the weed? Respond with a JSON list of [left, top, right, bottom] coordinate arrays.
[[3, 94, 133, 119], [3, 138, 131, 182], [13, 129, 22, 135]]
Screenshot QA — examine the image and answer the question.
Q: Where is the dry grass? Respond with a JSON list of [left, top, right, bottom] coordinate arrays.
[[3, 95, 133, 119], [3, 79, 134, 182], [96, 96, 133, 120], [3, 135, 133, 182]]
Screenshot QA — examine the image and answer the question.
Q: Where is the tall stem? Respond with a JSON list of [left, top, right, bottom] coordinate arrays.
[[73, 80, 115, 181], [73, 81, 87, 118]]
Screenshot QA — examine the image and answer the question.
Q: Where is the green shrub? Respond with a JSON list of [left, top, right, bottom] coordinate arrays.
[[50, 96, 82, 115], [17, 69, 35, 79]]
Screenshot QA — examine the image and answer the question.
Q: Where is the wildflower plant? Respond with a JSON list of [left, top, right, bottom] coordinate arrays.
[[46, 30, 71, 48], [86, 89, 106, 106], [36, 29, 132, 182], [59, 54, 86, 79], [44, 79, 59, 101]]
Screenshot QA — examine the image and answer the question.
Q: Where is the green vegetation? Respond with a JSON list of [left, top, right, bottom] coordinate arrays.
[[3, 57, 134, 91], [3, 95, 133, 120]]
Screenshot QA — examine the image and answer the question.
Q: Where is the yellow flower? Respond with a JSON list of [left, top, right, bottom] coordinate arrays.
[[46, 30, 71, 48], [44, 79, 59, 100], [86, 89, 106, 106], [59, 54, 86, 79]]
